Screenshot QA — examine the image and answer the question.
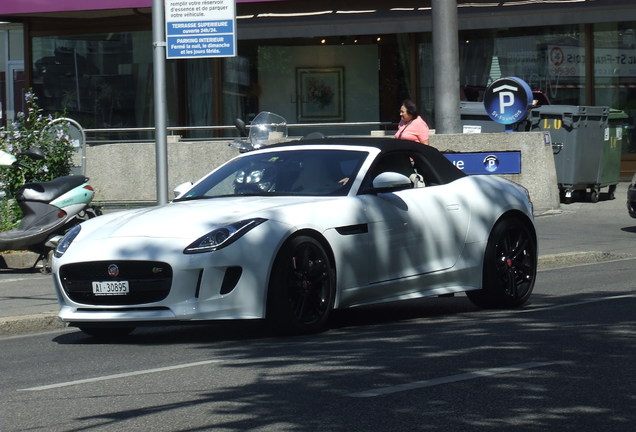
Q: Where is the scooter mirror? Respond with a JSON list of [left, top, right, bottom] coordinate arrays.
[[235, 118, 248, 137], [20, 148, 46, 160]]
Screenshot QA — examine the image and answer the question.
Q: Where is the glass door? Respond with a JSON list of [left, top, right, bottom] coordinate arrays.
[[7, 61, 24, 122]]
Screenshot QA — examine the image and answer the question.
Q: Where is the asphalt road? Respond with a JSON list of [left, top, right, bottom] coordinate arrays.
[[1, 257, 635, 432]]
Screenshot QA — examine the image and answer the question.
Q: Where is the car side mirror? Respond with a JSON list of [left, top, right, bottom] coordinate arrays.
[[371, 172, 412, 191], [173, 181, 193, 198]]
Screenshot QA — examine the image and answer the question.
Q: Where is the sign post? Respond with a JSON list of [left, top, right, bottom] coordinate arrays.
[[153, 0, 169, 205], [165, 0, 237, 59]]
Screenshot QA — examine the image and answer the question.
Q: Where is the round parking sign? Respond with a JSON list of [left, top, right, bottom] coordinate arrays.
[[483, 77, 533, 125]]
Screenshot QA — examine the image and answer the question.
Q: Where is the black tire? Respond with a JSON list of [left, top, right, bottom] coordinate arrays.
[[40, 250, 53, 274], [561, 189, 573, 204], [76, 326, 135, 338], [467, 217, 537, 308], [589, 189, 599, 203], [267, 235, 336, 334]]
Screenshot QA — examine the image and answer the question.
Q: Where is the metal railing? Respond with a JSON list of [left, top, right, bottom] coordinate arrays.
[[82, 121, 396, 144]]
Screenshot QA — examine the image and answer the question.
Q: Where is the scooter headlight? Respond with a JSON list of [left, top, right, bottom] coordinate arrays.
[[54, 224, 81, 258]]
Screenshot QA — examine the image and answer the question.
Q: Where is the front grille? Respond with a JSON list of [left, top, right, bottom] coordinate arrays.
[[59, 261, 173, 305]]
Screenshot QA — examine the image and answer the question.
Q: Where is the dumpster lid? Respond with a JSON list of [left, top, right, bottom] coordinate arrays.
[[459, 101, 488, 115], [609, 108, 629, 119], [529, 105, 609, 118]]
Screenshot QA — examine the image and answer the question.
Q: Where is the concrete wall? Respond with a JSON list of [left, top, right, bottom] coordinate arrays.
[[85, 131, 560, 214], [85, 137, 241, 205], [430, 131, 560, 214]]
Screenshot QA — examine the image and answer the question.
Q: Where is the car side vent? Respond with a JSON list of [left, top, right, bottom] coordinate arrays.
[[220, 266, 242, 295], [336, 224, 368, 235]]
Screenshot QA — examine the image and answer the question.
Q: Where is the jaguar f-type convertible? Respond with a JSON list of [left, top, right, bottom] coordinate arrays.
[[52, 138, 537, 336]]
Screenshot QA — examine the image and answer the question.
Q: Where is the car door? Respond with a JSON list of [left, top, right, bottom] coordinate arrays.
[[355, 151, 470, 298], [361, 186, 468, 276]]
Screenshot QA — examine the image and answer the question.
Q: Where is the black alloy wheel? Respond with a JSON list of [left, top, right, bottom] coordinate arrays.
[[467, 216, 537, 308], [268, 235, 335, 334]]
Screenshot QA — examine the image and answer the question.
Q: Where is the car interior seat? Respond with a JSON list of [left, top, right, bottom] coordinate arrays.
[[375, 153, 425, 188]]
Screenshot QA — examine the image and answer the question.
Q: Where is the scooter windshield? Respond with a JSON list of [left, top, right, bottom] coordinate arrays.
[[249, 112, 287, 149]]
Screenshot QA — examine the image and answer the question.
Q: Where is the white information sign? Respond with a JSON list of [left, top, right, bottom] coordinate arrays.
[[165, 0, 236, 59]]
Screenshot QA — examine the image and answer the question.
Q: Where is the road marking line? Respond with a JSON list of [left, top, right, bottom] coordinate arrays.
[[347, 361, 566, 398], [18, 359, 222, 392]]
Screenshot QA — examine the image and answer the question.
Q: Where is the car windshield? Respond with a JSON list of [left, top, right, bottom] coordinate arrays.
[[176, 148, 368, 199]]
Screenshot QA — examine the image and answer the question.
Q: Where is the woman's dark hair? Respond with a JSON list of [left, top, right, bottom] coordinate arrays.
[[402, 99, 419, 118]]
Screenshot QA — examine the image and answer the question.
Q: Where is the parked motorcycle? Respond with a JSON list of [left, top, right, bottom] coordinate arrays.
[[0, 147, 100, 272]]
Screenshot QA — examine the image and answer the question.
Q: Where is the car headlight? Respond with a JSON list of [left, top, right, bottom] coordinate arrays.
[[184, 218, 266, 254], [54, 224, 82, 258]]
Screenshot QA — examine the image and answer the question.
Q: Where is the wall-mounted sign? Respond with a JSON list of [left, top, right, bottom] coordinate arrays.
[[165, 0, 236, 59], [483, 77, 533, 126], [444, 151, 521, 175]]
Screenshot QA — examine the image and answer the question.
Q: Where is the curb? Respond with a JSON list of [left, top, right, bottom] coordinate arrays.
[[537, 251, 635, 269], [0, 313, 66, 336], [0, 251, 41, 270]]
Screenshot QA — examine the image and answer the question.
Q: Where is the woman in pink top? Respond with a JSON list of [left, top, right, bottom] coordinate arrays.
[[395, 99, 430, 145]]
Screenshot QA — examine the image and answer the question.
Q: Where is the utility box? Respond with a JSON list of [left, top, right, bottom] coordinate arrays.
[[526, 105, 612, 203]]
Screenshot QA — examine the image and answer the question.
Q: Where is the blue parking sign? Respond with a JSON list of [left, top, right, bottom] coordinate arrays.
[[483, 77, 533, 125], [165, 0, 236, 59]]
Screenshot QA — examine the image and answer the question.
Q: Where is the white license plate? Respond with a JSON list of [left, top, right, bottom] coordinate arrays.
[[92, 281, 130, 296]]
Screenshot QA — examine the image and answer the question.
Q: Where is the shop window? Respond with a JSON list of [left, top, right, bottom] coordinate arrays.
[[31, 31, 177, 137]]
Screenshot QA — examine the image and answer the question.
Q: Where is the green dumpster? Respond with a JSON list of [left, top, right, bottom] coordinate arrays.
[[527, 105, 612, 203], [602, 109, 628, 197]]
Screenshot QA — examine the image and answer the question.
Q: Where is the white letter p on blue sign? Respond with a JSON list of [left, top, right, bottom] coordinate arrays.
[[498, 91, 515, 114]]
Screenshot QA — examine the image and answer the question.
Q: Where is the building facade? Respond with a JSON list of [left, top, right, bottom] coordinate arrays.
[[1, 0, 636, 170]]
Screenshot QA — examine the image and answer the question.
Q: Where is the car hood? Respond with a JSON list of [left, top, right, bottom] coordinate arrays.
[[81, 196, 338, 240]]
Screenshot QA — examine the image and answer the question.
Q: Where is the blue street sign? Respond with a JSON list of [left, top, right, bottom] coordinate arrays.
[[165, 0, 236, 59], [444, 151, 522, 175]]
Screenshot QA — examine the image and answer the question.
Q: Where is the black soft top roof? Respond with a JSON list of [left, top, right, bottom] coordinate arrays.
[[270, 137, 467, 184]]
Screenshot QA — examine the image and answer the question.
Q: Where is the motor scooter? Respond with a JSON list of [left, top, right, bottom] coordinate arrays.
[[0, 147, 101, 272]]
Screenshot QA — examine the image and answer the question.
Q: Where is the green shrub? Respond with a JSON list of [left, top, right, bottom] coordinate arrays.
[[0, 91, 74, 231]]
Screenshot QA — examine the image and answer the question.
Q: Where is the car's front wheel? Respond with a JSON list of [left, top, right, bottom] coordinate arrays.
[[467, 216, 537, 308], [267, 235, 335, 334]]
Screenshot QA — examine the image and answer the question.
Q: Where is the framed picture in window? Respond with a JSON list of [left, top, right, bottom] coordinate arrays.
[[296, 67, 344, 122]]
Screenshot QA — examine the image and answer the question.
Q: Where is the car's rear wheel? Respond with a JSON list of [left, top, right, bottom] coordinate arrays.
[[267, 235, 335, 334], [467, 216, 537, 308]]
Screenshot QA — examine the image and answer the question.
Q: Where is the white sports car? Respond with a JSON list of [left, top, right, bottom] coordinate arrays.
[[52, 138, 537, 336]]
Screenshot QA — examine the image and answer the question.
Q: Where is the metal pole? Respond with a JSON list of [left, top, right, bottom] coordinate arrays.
[[432, 0, 462, 134], [152, 0, 169, 205]]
